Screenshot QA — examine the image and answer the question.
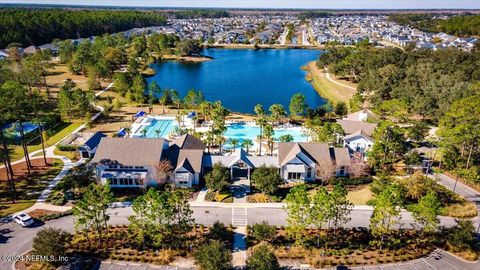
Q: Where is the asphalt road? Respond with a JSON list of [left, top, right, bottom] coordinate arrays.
[[1, 172, 478, 269], [0, 204, 465, 270]]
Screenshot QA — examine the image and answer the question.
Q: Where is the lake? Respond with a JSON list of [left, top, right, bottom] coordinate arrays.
[[146, 48, 325, 113]]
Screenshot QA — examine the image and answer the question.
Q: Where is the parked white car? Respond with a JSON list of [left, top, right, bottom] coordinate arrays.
[[13, 213, 34, 227]]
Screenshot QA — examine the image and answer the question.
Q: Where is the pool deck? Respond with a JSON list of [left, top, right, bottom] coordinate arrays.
[[128, 116, 309, 155], [130, 115, 179, 139]]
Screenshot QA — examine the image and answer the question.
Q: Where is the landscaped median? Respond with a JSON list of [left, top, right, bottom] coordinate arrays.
[[246, 220, 479, 268], [68, 222, 232, 266]]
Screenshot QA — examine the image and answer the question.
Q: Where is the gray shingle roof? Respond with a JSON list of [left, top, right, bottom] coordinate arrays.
[[171, 149, 204, 173], [333, 147, 351, 167], [170, 134, 205, 150], [336, 119, 377, 136], [278, 142, 332, 166], [91, 138, 166, 166]]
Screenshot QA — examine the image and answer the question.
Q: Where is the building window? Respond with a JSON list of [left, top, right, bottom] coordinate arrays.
[[288, 172, 302, 180], [339, 166, 345, 176], [306, 168, 312, 178]]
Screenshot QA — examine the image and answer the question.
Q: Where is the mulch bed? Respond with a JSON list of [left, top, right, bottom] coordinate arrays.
[[28, 208, 61, 219], [0, 158, 55, 182]]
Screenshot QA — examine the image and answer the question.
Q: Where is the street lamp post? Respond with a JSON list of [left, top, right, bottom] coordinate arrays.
[[453, 174, 459, 192]]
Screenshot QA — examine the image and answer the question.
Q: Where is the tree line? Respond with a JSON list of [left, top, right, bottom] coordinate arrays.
[[317, 43, 480, 122], [0, 8, 168, 48], [388, 14, 480, 37]]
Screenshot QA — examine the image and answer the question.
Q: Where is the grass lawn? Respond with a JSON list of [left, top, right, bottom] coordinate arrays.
[[0, 200, 37, 217], [10, 122, 82, 162], [346, 185, 373, 205], [0, 158, 63, 217], [304, 61, 356, 104], [43, 63, 109, 97], [53, 148, 78, 160]]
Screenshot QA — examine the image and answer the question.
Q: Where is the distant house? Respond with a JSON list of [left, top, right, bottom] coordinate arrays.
[[23, 45, 39, 55], [337, 112, 377, 154], [344, 109, 375, 122], [39, 43, 59, 54], [0, 50, 8, 60], [343, 130, 374, 154], [336, 119, 376, 137], [78, 132, 107, 159]]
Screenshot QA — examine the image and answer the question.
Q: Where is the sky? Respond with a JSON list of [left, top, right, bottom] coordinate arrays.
[[2, 0, 479, 9]]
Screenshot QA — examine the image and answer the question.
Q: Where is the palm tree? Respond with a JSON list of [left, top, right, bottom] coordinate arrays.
[[154, 129, 161, 138], [263, 123, 275, 156], [141, 128, 147, 138], [159, 89, 170, 115], [171, 89, 181, 113], [254, 104, 265, 116], [269, 104, 286, 125], [192, 115, 197, 133], [229, 138, 239, 152], [216, 136, 226, 155], [199, 101, 212, 122], [241, 139, 254, 153], [278, 134, 294, 143], [255, 117, 267, 156], [254, 104, 266, 156]]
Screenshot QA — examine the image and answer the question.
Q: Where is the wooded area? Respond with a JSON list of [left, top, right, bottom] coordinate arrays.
[[389, 14, 480, 36], [0, 9, 167, 48], [317, 43, 480, 122]]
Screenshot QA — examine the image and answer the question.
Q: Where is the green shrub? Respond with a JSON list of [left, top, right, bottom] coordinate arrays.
[[247, 244, 280, 270], [251, 221, 276, 243], [38, 210, 73, 222], [56, 144, 78, 151], [195, 241, 232, 270]]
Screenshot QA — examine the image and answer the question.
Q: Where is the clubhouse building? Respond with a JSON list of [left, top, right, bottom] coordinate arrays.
[[91, 134, 353, 188]]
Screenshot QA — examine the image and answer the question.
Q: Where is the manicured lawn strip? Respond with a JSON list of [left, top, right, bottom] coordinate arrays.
[[346, 185, 373, 205], [10, 122, 82, 161], [303, 61, 356, 105], [53, 148, 78, 160], [0, 200, 36, 217]]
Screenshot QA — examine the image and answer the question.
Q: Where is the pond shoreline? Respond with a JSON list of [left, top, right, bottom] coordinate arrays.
[[303, 61, 357, 104], [145, 48, 326, 113], [205, 44, 326, 50]]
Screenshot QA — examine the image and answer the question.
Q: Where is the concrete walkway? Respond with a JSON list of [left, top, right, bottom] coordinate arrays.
[[232, 226, 247, 268], [195, 187, 208, 203], [3, 83, 113, 216], [324, 68, 356, 90]]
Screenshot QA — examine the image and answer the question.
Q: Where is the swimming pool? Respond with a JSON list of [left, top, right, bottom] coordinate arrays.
[[223, 123, 308, 146], [143, 119, 175, 138]]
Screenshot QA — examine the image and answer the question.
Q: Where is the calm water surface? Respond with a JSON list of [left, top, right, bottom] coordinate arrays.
[[146, 48, 325, 113]]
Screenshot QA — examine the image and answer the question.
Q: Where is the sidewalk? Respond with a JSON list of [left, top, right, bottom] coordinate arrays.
[[194, 187, 208, 203], [4, 83, 112, 217], [232, 226, 247, 268]]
